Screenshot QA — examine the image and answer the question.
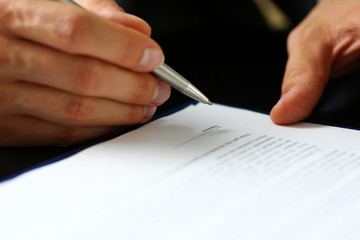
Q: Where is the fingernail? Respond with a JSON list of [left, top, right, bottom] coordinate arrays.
[[143, 106, 157, 120], [151, 80, 171, 105], [139, 47, 164, 70]]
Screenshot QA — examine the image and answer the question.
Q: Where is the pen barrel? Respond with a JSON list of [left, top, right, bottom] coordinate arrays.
[[152, 63, 190, 91], [152, 63, 211, 104]]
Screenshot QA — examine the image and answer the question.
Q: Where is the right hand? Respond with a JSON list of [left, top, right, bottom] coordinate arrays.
[[0, 0, 171, 146]]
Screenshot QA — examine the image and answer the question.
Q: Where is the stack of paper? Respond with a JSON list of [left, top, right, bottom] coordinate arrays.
[[1, 103, 360, 240]]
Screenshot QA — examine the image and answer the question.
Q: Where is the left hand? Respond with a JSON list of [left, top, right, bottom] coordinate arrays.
[[270, 0, 360, 125]]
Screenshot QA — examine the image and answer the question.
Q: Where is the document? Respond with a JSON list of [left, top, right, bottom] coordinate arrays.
[[1, 103, 360, 240]]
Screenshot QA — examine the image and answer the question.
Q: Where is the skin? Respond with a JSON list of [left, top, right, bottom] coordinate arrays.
[[0, 0, 171, 146], [271, 0, 360, 125]]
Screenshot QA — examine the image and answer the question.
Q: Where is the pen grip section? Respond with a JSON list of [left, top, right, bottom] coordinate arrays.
[[152, 63, 190, 91]]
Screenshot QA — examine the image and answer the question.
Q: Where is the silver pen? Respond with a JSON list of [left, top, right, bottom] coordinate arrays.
[[152, 63, 211, 105], [58, 0, 212, 105]]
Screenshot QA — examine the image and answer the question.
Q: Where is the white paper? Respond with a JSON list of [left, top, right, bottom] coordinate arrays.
[[1, 103, 360, 240]]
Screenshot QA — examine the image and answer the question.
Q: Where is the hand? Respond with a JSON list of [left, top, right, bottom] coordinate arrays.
[[75, 0, 152, 35], [270, 0, 360, 125], [0, 0, 170, 146]]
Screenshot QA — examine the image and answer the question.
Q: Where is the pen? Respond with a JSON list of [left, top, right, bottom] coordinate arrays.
[[58, 0, 212, 105], [152, 63, 212, 105]]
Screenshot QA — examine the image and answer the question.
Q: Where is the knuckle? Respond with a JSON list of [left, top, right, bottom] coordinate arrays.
[[335, 24, 360, 44], [287, 26, 308, 50], [0, 38, 12, 71], [288, 25, 302, 40], [287, 29, 298, 47], [138, 22, 151, 36], [116, 37, 139, 67], [129, 73, 154, 103], [284, 66, 308, 80], [55, 13, 87, 50], [0, 0, 14, 26], [0, 0, 5, 13], [287, 23, 322, 49], [65, 97, 95, 125], [72, 61, 101, 95], [123, 105, 143, 124]]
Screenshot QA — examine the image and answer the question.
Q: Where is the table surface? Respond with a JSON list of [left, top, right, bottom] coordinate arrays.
[[0, 145, 84, 180]]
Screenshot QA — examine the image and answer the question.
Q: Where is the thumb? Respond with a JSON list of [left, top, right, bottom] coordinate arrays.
[[74, 0, 152, 36], [270, 29, 333, 125]]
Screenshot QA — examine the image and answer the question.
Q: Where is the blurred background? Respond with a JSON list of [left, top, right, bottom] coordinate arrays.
[[120, 0, 360, 129], [117, 0, 314, 113]]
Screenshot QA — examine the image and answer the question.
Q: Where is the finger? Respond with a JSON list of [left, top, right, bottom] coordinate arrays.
[[4, 81, 158, 126], [6, 0, 163, 72], [0, 115, 116, 146], [0, 37, 170, 106], [74, 0, 152, 35], [270, 26, 333, 125]]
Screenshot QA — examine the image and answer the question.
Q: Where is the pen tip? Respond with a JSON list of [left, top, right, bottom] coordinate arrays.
[[207, 100, 213, 105]]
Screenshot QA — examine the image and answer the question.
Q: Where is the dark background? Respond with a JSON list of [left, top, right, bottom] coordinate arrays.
[[2, 0, 360, 180]]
